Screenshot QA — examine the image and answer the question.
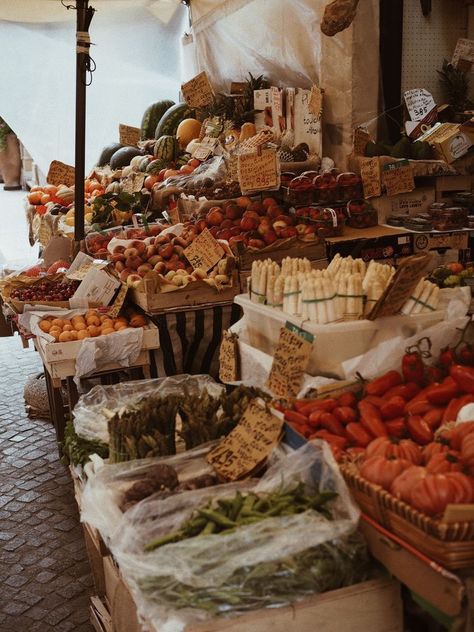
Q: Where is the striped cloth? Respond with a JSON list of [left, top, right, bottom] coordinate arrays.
[[150, 303, 242, 379]]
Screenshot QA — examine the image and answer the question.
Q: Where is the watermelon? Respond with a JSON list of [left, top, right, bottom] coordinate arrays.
[[139, 156, 152, 172], [97, 143, 123, 167], [154, 136, 179, 162], [140, 100, 175, 140], [146, 159, 167, 175], [110, 146, 143, 170], [154, 103, 194, 139]]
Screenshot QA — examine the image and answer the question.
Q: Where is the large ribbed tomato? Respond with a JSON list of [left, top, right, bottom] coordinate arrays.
[[390, 466, 428, 503], [461, 433, 474, 470], [426, 451, 463, 474], [422, 442, 449, 465], [359, 456, 411, 490], [365, 437, 422, 464], [411, 474, 458, 516], [449, 422, 474, 450], [445, 472, 474, 504]]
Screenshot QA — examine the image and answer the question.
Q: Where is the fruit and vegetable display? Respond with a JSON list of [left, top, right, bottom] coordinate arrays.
[[107, 385, 268, 462], [9, 279, 78, 304], [85, 222, 167, 258], [37, 309, 147, 342], [428, 262, 474, 288], [249, 254, 440, 321]]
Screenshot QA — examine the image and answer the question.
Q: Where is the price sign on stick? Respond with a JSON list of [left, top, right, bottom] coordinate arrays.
[[366, 253, 432, 320], [308, 85, 323, 119], [47, 161, 75, 187], [404, 89, 436, 123], [207, 399, 283, 481], [238, 148, 278, 193], [183, 228, 225, 272], [119, 124, 140, 147], [267, 322, 314, 400], [382, 159, 415, 196], [219, 330, 240, 383], [360, 157, 382, 198], [181, 71, 214, 108]]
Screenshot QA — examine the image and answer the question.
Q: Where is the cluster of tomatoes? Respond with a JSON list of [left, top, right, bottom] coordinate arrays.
[[281, 341, 474, 517]]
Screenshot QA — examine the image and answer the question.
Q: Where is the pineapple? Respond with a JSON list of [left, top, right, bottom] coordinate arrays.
[[437, 59, 474, 112]]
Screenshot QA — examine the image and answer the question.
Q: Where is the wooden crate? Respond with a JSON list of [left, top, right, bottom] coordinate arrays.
[[109, 573, 402, 632], [130, 271, 240, 314], [342, 465, 474, 570], [237, 238, 327, 271]]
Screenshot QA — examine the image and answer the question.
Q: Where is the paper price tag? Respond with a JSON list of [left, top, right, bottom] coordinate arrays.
[[181, 71, 214, 108], [219, 330, 240, 383], [271, 86, 283, 117], [367, 253, 432, 319], [238, 148, 278, 193], [308, 85, 323, 119], [360, 157, 382, 199], [106, 283, 129, 318], [267, 322, 314, 400], [404, 89, 436, 123], [121, 173, 146, 195], [452, 38, 474, 70], [382, 159, 415, 196], [207, 399, 283, 481], [353, 127, 371, 156], [119, 124, 140, 147], [47, 160, 75, 187], [192, 136, 219, 161], [183, 228, 225, 272]]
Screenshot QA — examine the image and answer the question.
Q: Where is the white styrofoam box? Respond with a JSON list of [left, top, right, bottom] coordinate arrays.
[[235, 294, 450, 378]]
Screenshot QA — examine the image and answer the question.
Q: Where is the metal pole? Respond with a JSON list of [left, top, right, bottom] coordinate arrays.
[[74, 0, 88, 244]]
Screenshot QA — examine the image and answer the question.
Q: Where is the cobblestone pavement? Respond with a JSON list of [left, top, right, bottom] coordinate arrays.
[[0, 335, 93, 632]]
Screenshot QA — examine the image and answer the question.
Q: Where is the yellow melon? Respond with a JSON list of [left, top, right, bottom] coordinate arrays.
[[176, 119, 202, 150]]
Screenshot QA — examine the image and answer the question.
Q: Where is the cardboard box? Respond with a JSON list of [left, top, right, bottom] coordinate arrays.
[[420, 121, 474, 164], [412, 230, 469, 253], [359, 519, 465, 618], [435, 174, 472, 202], [370, 188, 436, 223], [325, 225, 413, 262]]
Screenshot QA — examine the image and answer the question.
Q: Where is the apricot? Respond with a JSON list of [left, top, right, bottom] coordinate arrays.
[[39, 320, 52, 333], [59, 331, 73, 342], [87, 325, 101, 337], [100, 327, 115, 336]]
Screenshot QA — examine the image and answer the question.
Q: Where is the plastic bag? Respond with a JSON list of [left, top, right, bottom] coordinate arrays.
[[73, 374, 224, 444], [110, 441, 362, 631], [81, 443, 217, 545]]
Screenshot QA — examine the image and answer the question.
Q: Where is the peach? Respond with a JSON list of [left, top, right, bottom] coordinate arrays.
[[154, 262, 166, 274], [236, 196, 252, 208], [137, 263, 153, 276], [263, 230, 278, 245], [131, 240, 146, 255], [158, 243, 174, 260], [39, 320, 52, 333], [119, 268, 132, 283], [77, 330, 91, 340], [123, 247, 139, 259], [240, 216, 259, 231], [125, 255, 143, 270], [148, 255, 163, 267], [206, 207, 224, 226], [225, 204, 242, 220], [58, 331, 73, 342], [112, 245, 126, 255], [126, 274, 142, 288], [109, 253, 126, 263], [115, 261, 125, 273]]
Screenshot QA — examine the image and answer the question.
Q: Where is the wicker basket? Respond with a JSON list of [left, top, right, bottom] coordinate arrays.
[[341, 464, 474, 570]]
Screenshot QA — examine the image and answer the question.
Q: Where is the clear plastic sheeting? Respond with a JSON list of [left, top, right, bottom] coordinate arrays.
[[81, 443, 217, 544], [190, 0, 379, 165], [110, 441, 362, 631], [73, 374, 224, 443], [0, 4, 186, 175]]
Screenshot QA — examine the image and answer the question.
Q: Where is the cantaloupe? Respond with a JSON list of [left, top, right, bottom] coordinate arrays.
[[176, 119, 202, 150]]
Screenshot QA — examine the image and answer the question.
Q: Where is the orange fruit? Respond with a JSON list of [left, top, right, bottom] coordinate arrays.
[[69, 330, 78, 341], [63, 324, 73, 332], [87, 325, 101, 337], [100, 327, 115, 336], [58, 331, 73, 342], [39, 320, 52, 333], [49, 329, 61, 341], [114, 322, 128, 331]]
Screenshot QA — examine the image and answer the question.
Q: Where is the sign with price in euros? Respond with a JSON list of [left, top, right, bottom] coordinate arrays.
[[404, 89, 436, 123], [238, 148, 279, 193], [207, 399, 284, 481], [183, 228, 225, 273]]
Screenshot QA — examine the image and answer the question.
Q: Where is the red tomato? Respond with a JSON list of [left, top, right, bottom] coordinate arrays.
[[410, 474, 458, 515], [360, 455, 411, 490], [390, 465, 428, 503], [365, 436, 422, 464]]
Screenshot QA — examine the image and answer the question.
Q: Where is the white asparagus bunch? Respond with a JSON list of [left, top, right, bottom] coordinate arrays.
[[281, 256, 311, 275], [364, 280, 384, 316], [250, 259, 280, 302], [283, 275, 299, 315], [301, 277, 339, 324], [401, 279, 440, 315], [362, 261, 394, 293], [344, 273, 364, 320]]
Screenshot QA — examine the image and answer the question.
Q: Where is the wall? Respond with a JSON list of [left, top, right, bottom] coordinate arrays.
[[401, 0, 468, 101]]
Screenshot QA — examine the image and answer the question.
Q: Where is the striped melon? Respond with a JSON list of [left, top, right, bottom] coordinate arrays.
[[154, 136, 179, 162], [140, 100, 175, 140], [146, 159, 167, 175], [154, 103, 194, 139]]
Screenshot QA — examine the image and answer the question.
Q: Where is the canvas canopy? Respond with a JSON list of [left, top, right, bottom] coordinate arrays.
[[0, 0, 379, 173]]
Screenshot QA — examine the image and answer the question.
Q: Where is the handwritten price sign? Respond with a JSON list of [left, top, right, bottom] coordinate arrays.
[[207, 399, 283, 481], [267, 322, 314, 399], [181, 71, 214, 108], [360, 157, 381, 199], [219, 330, 240, 383], [238, 148, 279, 193], [404, 89, 436, 122], [119, 124, 141, 147], [47, 161, 75, 187], [183, 228, 225, 272], [382, 159, 415, 197]]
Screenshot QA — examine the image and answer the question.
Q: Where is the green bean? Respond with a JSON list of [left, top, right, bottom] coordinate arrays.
[[198, 508, 236, 529]]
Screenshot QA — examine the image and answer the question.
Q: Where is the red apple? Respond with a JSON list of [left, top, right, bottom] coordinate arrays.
[[257, 219, 272, 236], [206, 207, 224, 226], [137, 263, 153, 276], [267, 206, 283, 220], [154, 261, 166, 274], [159, 243, 174, 260], [236, 196, 252, 209], [248, 238, 265, 249], [220, 219, 234, 229], [263, 230, 278, 245], [112, 245, 126, 255], [125, 255, 143, 270], [280, 226, 298, 238], [216, 229, 232, 241], [154, 235, 170, 245], [148, 225, 162, 236], [209, 226, 220, 237], [109, 253, 125, 263], [225, 204, 242, 220], [240, 216, 259, 231]]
